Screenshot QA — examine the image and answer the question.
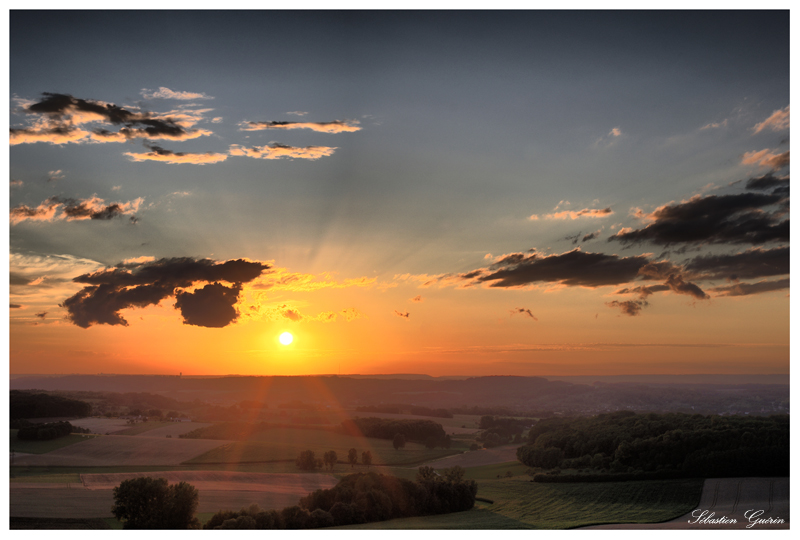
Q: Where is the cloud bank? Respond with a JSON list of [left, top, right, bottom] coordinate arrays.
[[240, 120, 361, 133]]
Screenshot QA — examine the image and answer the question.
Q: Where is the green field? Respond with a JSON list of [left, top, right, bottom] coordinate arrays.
[[10, 430, 100, 454], [111, 421, 175, 435], [184, 427, 459, 466], [342, 477, 704, 529]]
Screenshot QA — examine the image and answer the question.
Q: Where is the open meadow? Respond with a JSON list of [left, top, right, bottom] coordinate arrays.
[[10, 434, 229, 466], [184, 427, 459, 466]]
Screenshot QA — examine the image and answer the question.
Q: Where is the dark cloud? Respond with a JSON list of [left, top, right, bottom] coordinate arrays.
[[411, 295, 424, 303], [394, 310, 410, 319], [610, 192, 788, 246], [476, 249, 651, 288], [174, 283, 242, 327], [565, 233, 581, 245], [684, 246, 789, 281], [606, 300, 647, 316], [10, 304, 23, 309], [60, 257, 269, 328], [710, 278, 790, 297], [582, 231, 600, 242], [745, 173, 789, 192], [510, 307, 538, 320], [614, 284, 670, 298], [34, 311, 47, 319], [664, 274, 708, 300]]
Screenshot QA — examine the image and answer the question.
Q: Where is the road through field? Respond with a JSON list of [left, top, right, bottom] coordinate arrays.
[[583, 477, 789, 529]]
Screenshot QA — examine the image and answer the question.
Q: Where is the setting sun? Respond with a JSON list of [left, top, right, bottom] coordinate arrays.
[[279, 332, 294, 346]]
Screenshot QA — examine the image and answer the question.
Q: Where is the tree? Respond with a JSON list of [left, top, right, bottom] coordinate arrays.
[[393, 433, 406, 450], [324, 450, 338, 471], [362, 450, 372, 468], [416, 466, 437, 482], [296, 450, 317, 471], [112, 477, 200, 529], [348, 448, 358, 468]]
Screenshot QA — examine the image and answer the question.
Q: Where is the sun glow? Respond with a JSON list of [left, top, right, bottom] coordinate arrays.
[[279, 332, 294, 346]]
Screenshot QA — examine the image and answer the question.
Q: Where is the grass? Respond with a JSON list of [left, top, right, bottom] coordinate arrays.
[[343, 477, 704, 529], [111, 421, 175, 436], [9, 473, 82, 483], [183, 427, 459, 466], [10, 430, 100, 454], [461, 461, 531, 480]]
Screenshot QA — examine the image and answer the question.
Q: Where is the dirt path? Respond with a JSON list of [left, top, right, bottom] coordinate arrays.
[[583, 477, 789, 529]]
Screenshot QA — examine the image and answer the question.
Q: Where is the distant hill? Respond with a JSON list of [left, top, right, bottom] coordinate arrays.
[[9, 374, 788, 416]]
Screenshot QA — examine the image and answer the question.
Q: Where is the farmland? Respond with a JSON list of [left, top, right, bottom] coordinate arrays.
[[10, 430, 101, 454], [185, 427, 459, 466], [10, 435, 228, 466], [341, 477, 705, 529]]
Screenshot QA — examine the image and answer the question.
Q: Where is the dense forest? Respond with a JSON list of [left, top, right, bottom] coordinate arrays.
[[10, 391, 92, 419], [203, 469, 477, 529], [517, 411, 790, 478]]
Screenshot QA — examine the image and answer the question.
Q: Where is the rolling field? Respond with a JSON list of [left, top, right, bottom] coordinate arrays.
[[585, 477, 790, 529], [10, 435, 228, 466], [130, 422, 212, 438], [68, 417, 133, 434], [11, 471, 339, 520], [344, 477, 705, 529], [10, 431, 101, 454], [427, 445, 520, 469], [184, 427, 459, 466], [81, 470, 337, 493]]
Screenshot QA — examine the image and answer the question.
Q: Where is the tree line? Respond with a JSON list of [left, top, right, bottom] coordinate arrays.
[[110, 468, 477, 529], [10, 391, 92, 419], [295, 448, 373, 471], [204, 468, 477, 529], [15, 420, 90, 441], [341, 417, 446, 443], [516, 411, 789, 478]]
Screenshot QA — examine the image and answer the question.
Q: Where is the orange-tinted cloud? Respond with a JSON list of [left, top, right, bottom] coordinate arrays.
[[124, 144, 228, 165], [229, 143, 337, 160], [533, 207, 614, 220], [10, 93, 213, 145], [252, 267, 376, 292], [752, 105, 789, 134], [240, 120, 361, 133], [741, 149, 790, 170], [394, 310, 410, 319], [10, 196, 143, 225]]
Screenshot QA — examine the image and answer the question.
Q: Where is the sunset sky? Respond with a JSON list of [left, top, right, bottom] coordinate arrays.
[[7, 11, 790, 377]]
